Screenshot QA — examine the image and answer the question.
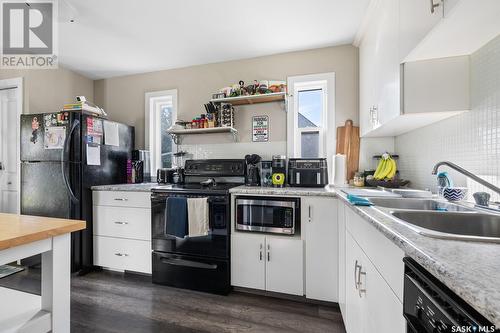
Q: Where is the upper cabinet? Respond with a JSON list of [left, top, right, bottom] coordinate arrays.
[[405, 0, 500, 62], [358, 0, 500, 137]]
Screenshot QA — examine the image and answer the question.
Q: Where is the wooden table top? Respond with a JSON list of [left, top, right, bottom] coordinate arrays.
[[0, 213, 85, 251]]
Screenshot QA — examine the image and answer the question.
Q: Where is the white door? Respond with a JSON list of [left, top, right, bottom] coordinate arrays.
[[265, 237, 303, 296], [304, 197, 338, 302], [231, 233, 266, 290], [0, 88, 19, 214]]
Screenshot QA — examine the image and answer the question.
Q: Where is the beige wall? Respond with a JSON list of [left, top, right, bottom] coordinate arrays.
[[94, 45, 359, 149], [0, 66, 94, 114]]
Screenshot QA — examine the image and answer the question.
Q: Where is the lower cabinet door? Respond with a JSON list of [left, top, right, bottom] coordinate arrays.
[[231, 233, 266, 290], [265, 237, 304, 296], [345, 232, 364, 333], [93, 236, 151, 274], [345, 231, 405, 333], [361, 247, 405, 333]]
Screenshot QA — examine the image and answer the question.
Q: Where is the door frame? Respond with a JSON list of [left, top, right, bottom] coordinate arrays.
[[0, 77, 23, 213]]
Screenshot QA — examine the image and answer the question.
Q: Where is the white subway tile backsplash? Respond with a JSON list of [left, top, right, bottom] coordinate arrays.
[[395, 35, 500, 201]]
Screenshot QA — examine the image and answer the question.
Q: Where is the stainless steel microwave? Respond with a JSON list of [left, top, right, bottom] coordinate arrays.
[[235, 196, 300, 235]]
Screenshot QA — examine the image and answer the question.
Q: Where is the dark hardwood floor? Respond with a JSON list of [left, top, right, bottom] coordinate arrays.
[[0, 267, 345, 333]]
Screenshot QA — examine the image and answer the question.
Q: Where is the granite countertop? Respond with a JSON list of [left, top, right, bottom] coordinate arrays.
[[229, 185, 338, 197], [91, 183, 164, 192], [336, 192, 500, 327]]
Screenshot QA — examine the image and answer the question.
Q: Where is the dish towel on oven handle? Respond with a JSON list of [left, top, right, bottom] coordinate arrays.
[[187, 197, 209, 237], [165, 197, 188, 238]]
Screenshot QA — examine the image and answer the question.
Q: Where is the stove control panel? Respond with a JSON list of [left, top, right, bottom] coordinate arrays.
[[184, 159, 245, 177]]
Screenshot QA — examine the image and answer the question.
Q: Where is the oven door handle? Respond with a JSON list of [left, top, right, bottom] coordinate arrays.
[[160, 257, 218, 270]]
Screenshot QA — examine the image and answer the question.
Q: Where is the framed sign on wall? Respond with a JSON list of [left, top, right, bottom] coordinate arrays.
[[252, 115, 269, 142]]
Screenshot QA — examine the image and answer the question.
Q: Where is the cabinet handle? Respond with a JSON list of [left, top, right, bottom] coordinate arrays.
[[267, 244, 270, 261], [308, 205, 312, 222], [114, 198, 128, 201], [114, 253, 128, 257], [114, 221, 129, 225], [430, 0, 441, 13], [354, 260, 361, 290], [358, 269, 367, 297], [259, 243, 263, 261]]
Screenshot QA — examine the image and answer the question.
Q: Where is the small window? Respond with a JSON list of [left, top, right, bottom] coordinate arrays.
[[287, 73, 335, 163], [145, 90, 177, 176]]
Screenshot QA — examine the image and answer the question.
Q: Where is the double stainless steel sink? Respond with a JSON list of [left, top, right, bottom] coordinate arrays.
[[368, 197, 500, 243]]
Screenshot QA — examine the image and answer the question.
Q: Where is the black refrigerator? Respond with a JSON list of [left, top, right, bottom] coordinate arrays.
[[20, 111, 134, 274]]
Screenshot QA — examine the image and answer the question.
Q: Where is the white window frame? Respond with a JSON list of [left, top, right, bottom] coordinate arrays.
[[287, 73, 335, 162], [145, 89, 177, 176]]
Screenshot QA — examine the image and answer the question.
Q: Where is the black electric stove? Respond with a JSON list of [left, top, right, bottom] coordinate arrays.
[[150, 159, 245, 295]]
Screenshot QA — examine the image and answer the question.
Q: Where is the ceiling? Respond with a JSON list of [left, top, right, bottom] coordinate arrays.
[[58, 0, 370, 80]]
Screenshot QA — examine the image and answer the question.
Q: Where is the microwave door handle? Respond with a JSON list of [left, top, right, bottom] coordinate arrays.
[[61, 119, 80, 204]]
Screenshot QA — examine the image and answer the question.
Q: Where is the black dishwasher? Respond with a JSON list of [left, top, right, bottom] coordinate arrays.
[[403, 257, 496, 333]]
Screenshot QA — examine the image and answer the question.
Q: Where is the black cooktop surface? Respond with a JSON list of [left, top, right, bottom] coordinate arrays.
[[152, 183, 241, 195]]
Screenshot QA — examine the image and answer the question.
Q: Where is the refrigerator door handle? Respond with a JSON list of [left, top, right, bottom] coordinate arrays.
[[61, 119, 80, 204]]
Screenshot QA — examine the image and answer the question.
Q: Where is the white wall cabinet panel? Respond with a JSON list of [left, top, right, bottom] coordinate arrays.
[[304, 197, 338, 302]]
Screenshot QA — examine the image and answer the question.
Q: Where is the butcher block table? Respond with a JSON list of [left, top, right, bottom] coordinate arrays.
[[0, 213, 85, 333]]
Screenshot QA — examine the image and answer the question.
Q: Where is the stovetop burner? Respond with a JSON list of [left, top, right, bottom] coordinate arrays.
[[152, 159, 246, 195]]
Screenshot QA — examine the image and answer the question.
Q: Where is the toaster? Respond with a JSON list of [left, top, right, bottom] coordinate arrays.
[[288, 158, 328, 187]]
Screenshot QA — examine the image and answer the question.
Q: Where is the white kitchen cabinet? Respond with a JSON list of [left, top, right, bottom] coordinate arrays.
[[94, 235, 151, 274], [231, 233, 303, 296], [92, 190, 152, 274], [359, 0, 400, 136], [345, 231, 405, 333], [303, 197, 338, 302], [337, 200, 346, 316], [373, 0, 400, 127], [358, 0, 483, 137], [266, 237, 303, 296], [231, 233, 266, 290], [399, 0, 444, 62]]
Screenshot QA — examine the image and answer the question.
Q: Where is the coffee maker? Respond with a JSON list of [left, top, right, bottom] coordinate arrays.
[[271, 155, 286, 187], [245, 154, 261, 186]]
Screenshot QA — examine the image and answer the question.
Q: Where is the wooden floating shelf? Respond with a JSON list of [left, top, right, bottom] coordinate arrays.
[[167, 127, 237, 135], [210, 92, 286, 106]]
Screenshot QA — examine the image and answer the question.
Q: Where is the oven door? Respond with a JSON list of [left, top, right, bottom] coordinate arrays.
[[235, 196, 299, 234], [151, 192, 229, 259]]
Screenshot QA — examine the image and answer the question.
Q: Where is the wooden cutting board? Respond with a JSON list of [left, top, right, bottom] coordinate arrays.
[[336, 119, 360, 181]]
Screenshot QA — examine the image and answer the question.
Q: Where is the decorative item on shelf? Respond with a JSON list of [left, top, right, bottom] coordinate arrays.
[[212, 92, 226, 100]]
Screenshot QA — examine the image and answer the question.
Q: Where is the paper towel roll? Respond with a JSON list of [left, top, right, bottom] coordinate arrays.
[[332, 154, 347, 186]]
